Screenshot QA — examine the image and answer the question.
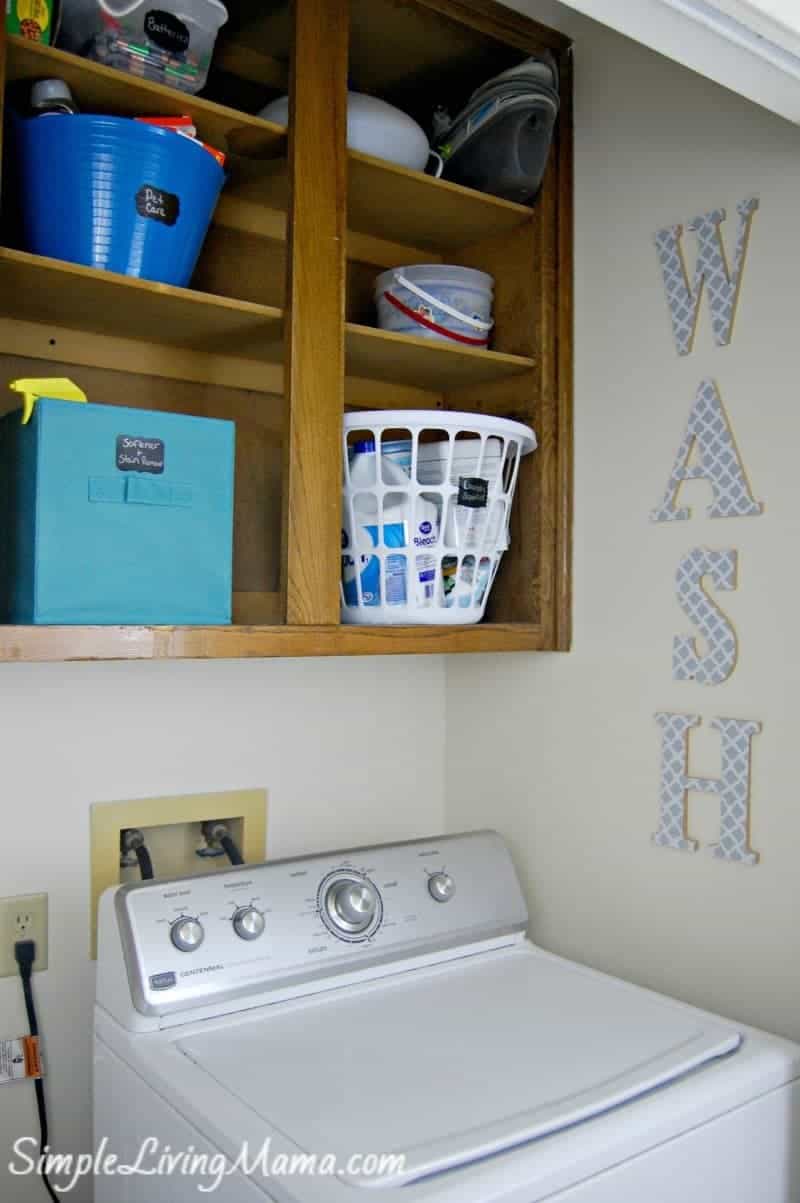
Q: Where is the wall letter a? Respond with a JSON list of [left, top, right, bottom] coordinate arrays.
[[651, 379, 762, 523], [654, 196, 758, 356]]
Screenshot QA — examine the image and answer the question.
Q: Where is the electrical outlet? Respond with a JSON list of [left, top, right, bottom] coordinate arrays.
[[0, 893, 48, 978]]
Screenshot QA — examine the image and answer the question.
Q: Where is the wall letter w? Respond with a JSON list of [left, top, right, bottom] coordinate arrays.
[[654, 197, 758, 356]]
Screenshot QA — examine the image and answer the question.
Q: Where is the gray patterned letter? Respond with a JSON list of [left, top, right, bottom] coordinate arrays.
[[654, 196, 758, 355], [673, 548, 738, 685], [653, 712, 760, 865], [651, 379, 762, 522]]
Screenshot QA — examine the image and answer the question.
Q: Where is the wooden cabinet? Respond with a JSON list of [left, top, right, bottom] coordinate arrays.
[[0, 0, 572, 661]]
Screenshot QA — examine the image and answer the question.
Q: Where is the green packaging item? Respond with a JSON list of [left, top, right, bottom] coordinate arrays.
[[5, 0, 54, 44]]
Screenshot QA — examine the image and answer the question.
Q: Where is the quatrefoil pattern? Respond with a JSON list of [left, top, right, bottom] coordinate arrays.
[[651, 379, 763, 523], [653, 713, 760, 865], [654, 196, 759, 356], [673, 548, 737, 685]]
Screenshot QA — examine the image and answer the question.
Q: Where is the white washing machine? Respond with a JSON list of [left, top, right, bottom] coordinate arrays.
[[94, 830, 800, 1203]]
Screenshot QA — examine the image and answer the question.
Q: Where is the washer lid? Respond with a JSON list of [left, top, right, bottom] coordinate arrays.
[[177, 947, 741, 1188]]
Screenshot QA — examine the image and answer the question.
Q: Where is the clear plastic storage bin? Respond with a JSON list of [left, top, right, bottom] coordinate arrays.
[[60, 0, 228, 93]]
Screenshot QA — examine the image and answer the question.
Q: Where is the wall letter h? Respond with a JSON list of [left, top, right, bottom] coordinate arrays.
[[653, 712, 760, 865]]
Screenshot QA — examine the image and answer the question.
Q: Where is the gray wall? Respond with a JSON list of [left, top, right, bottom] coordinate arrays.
[[448, 6, 800, 1041]]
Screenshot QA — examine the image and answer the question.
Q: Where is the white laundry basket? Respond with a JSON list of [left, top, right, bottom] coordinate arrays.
[[341, 411, 536, 625]]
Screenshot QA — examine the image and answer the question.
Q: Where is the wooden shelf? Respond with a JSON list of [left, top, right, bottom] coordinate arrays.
[[348, 151, 534, 253], [3, 37, 287, 158], [0, 0, 573, 663], [209, 151, 535, 270], [0, 249, 284, 362], [345, 322, 535, 389], [4, 38, 532, 259], [0, 623, 545, 662], [0, 247, 533, 415]]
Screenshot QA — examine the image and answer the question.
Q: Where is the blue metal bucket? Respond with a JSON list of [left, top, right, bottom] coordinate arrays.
[[14, 114, 225, 287]]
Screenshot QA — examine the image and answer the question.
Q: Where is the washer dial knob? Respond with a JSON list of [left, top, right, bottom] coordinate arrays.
[[428, 872, 455, 903], [233, 905, 265, 941], [331, 880, 377, 930], [170, 916, 204, 952], [319, 871, 383, 941]]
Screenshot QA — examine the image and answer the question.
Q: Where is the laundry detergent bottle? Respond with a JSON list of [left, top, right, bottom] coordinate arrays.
[[342, 441, 439, 610]]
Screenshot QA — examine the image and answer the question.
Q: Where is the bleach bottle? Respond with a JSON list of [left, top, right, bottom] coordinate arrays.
[[342, 440, 438, 609]]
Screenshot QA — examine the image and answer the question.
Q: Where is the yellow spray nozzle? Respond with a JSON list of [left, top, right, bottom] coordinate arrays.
[[10, 378, 88, 425]]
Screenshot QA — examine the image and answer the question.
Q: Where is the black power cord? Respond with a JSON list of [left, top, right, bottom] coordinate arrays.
[[134, 842, 155, 881], [15, 941, 59, 1203], [202, 820, 245, 866], [121, 828, 155, 881], [219, 833, 244, 866]]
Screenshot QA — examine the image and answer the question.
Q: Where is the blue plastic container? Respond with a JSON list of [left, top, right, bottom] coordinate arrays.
[[13, 114, 225, 287], [0, 398, 235, 625]]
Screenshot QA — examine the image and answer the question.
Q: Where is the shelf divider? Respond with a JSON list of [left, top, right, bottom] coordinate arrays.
[[282, 0, 348, 626]]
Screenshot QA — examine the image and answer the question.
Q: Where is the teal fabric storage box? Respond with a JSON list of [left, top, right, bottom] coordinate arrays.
[[0, 399, 235, 625]]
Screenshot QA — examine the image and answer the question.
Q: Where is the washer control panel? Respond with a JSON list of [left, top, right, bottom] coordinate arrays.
[[115, 830, 528, 1018]]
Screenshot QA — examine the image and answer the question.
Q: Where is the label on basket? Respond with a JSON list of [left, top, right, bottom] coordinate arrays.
[[136, 185, 180, 227], [116, 436, 165, 475], [144, 10, 191, 53], [457, 477, 489, 509]]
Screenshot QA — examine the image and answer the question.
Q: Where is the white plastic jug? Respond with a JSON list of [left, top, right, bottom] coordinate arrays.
[[342, 443, 439, 609]]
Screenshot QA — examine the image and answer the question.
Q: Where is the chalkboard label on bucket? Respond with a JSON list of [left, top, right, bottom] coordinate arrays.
[[116, 435, 165, 475], [136, 185, 180, 227]]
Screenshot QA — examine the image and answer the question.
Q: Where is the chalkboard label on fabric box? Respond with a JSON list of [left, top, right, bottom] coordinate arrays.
[[116, 435, 165, 475], [457, 476, 489, 508], [136, 185, 180, 227]]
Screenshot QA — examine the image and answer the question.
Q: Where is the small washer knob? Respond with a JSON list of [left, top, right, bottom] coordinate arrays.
[[170, 916, 204, 952], [428, 872, 455, 903], [233, 906, 265, 941]]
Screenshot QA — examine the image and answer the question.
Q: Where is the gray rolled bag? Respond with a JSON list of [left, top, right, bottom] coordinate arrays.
[[435, 54, 560, 204]]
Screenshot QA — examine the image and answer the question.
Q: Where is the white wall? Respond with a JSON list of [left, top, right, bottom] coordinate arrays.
[[0, 656, 445, 1201], [447, 6, 800, 1042]]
